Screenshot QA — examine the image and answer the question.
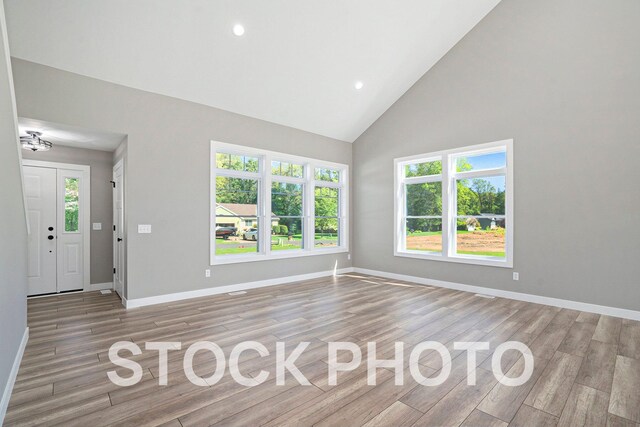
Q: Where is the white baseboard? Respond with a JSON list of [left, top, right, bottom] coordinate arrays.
[[119, 293, 127, 308], [87, 282, 113, 291], [125, 267, 355, 309], [353, 268, 640, 321], [0, 327, 29, 425]]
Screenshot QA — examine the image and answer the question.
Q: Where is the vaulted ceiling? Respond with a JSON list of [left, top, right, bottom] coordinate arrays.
[[5, 0, 500, 142]]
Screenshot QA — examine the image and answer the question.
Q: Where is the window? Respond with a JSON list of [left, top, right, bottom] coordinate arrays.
[[271, 182, 304, 251], [64, 177, 80, 232], [271, 160, 303, 178], [395, 140, 513, 267], [211, 142, 348, 264], [314, 186, 340, 248], [215, 176, 259, 255]]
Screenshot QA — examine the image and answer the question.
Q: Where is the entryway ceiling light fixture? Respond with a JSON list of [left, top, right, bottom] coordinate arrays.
[[20, 130, 52, 152]]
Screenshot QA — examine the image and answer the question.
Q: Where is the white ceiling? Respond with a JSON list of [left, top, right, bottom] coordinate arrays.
[[5, 0, 500, 142], [18, 117, 126, 151]]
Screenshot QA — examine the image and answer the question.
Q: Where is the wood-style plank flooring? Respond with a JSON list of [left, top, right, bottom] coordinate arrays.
[[6, 273, 640, 426]]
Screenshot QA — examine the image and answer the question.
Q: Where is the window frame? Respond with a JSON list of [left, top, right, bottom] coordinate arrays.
[[394, 139, 513, 268], [211, 141, 349, 265]]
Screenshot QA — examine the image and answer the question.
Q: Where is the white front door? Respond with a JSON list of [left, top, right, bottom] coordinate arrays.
[[57, 169, 85, 292], [24, 166, 58, 295], [24, 165, 87, 295], [113, 161, 125, 297]]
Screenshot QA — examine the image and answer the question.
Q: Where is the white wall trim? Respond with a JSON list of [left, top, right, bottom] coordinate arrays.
[[126, 267, 354, 309], [87, 282, 113, 291], [0, 327, 29, 425], [353, 268, 640, 321]]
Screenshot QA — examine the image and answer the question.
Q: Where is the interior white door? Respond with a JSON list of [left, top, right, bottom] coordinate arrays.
[[113, 161, 125, 297], [24, 166, 58, 296], [56, 169, 84, 292]]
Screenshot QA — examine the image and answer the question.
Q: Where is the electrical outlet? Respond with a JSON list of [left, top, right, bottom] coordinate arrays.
[[92, 223, 102, 230], [138, 224, 152, 234], [513, 272, 519, 281], [347, 253, 351, 260], [205, 269, 211, 278]]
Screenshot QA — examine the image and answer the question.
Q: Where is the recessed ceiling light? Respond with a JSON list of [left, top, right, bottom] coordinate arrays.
[[233, 24, 245, 36], [354, 81, 364, 90]]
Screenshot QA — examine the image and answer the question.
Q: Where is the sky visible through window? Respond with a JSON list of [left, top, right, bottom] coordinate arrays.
[[457, 151, 506, 191]]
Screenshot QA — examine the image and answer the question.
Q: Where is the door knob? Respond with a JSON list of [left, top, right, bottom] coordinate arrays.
[[117, 238, 123, 242], [48, 235, 54, 240], [48, 226, 54, 231]]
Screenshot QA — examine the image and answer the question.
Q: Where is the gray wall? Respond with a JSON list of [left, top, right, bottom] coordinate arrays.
[[12, 59, 353, 300], [353, 0, 640, 310], [0, 1, 27, 417], [22, 145, 115, 284]]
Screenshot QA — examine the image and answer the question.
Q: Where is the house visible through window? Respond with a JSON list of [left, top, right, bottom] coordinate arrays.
[[212, 142, 348, 264], [395, 139, 513, 268]]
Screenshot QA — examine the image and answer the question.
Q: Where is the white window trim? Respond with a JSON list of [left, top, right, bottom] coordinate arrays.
[[394, 139, 513, 268], [211, 141, 349, 265]]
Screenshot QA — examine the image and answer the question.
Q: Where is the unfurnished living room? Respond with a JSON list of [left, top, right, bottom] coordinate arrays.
[[1, 1, 639, 426]]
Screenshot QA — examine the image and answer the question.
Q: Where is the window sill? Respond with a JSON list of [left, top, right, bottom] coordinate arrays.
[[212, 247, 349, 265], [395, 250, 512, 268]]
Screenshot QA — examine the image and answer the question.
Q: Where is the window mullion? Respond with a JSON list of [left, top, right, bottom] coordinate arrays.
[[262, 154, 271, 256], [453, 167, 506, 180], [448, 154, 458, 258], [339, 169, 346, 249], [400, 179, 407, 253], [271, 175, 305, 185], [447, 160, 458, 257], [214, 168, 260, 179], [442, 155, 451, 258], [305, 163, 314, 251], [313, 181, 341, 189], [403, 174, 443, 185]]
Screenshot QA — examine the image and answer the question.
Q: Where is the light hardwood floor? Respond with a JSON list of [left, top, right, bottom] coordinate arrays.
[[6, 273, 640, 426]]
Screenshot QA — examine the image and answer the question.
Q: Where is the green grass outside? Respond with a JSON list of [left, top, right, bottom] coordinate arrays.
[[458, 250, 505, 257], [273, 234, 302, 241], [407, 230, 479, 236], [407, 248, 505, 257], [217, 234, 337, 242], [271, 243, 302, 251], [215, 246, 259, 255], [215, 239, 244, 245], [272, 234, 338, 240], [215, 233, 338, 255], [406, 231, 442, 236], [314, 233, 338, 239]]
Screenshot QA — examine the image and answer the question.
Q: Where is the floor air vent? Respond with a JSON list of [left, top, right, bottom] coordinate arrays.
[[474, 293, 495, 299]]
